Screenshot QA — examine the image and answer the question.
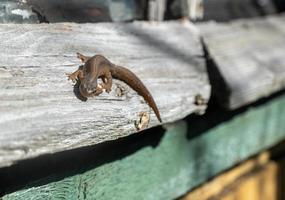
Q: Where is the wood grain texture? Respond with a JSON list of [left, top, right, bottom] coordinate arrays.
[[198, 14, 285, 109], [148, 0, 166, 21], [228, 162, 278, 200], [0, 22, 210, 167]]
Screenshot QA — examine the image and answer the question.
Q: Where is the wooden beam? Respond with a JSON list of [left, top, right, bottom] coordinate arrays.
[[0, 22, 210, 167], [2, 92, 285, 199], [198, 14, 285, 109], [204, 162, 278, 200], [181, 152, 272, 200], [148, 0, 166, 21]]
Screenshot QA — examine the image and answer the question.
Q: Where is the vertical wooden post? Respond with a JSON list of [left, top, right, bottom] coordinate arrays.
[[148, 0, 166, 21], [182, 0, 203, 20]]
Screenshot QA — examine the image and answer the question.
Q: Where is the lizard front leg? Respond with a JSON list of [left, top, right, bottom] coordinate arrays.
[[66, 69, 84, 82], [101, 72, 112, 93], [91, 84, 104, 96]]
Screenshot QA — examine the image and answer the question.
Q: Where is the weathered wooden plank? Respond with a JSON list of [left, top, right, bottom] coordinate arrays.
[[2, 91, 285, 199], [198, 14, 285, 109], [233, 162, 278, 200], [0, 22, 209, 167], [220, 162, 278, 200], [148, 0, 166, 21]]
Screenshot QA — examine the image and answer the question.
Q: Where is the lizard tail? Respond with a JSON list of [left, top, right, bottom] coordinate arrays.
[[110, 65, 162, 122]]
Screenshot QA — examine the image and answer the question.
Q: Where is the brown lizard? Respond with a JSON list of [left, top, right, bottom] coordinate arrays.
[[66, 53, 162, 122]]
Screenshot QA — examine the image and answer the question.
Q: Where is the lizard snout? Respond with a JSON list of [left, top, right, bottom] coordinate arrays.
[[79, 84, 96, 97], [83, 82, 96, 93]]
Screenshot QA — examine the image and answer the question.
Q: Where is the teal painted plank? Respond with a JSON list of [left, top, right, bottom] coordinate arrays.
[[2, 93, 285, 200]]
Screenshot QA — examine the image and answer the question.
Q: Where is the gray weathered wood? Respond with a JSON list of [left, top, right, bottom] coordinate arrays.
[[198, 14, 285, 109], [0, 22, 210, 167], [181, 0, 204, 20], [148, 0, 166, 21]]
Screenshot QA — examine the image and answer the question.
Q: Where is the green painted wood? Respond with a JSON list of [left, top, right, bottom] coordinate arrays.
[[2, 93, 285, 200]]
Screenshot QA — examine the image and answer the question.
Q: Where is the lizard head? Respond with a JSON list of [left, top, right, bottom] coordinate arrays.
[[79, 74, 98, 97], [77, 52, 90, 63]]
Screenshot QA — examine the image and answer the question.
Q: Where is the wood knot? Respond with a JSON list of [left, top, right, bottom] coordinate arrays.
[[135, 111, 150, 131], [0, 67, 13, 78], [194, 94, 206, 106], [115, 84, 126, 97]]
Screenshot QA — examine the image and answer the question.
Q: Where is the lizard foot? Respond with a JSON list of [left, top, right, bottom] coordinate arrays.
[[92, 84, 104, 96], [66, 73, 78, 83], [100, 83, 112, 93], [105, 88, 112, 93]]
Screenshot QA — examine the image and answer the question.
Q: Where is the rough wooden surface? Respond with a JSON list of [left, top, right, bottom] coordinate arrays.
[[198, 14, 285, 109], [2, 92, 285, 200], [148, 0, 166, 21], [0, 22, 209, 168]]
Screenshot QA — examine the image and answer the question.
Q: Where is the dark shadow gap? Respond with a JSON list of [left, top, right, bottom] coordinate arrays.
[[0, 126, 165, 196], [272, 0, 285, 12], [201, 38, 231, 109], [186, 85, 285, 141], [30, 6, 49, 23]]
